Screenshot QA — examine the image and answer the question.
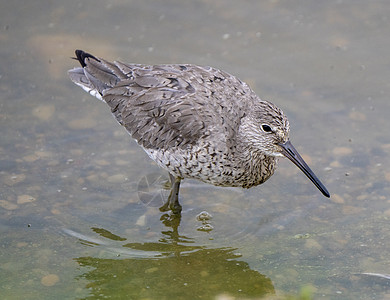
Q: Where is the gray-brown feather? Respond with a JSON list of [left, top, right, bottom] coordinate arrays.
[[68, 55, 280, 187]]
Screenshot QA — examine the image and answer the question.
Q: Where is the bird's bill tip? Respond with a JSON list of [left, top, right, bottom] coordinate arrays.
[[280, 140, 330, 198]]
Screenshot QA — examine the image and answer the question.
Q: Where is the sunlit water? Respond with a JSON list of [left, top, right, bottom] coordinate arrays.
[[1, 1, 390, 299]]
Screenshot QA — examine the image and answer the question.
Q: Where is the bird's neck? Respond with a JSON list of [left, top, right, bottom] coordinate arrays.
[[234, 141, 277, 188]]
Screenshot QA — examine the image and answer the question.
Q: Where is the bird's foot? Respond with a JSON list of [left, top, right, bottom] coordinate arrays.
[[160, 174, 182, 214], [159, 200, 182, 214]]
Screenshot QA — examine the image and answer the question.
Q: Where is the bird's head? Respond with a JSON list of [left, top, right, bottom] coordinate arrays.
[[239, 100, 330, 198], [239, 100, 289, 156]]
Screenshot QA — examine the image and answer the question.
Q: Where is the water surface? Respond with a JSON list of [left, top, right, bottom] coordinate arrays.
[[1, 1, 390, 299]]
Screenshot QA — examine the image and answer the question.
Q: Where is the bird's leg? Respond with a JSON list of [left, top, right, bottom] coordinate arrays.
[[160, 173, 182, 214]]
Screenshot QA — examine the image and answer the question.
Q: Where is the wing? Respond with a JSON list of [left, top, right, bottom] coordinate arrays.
[[103, 65, 211, 149], [69, 51, 249, 151]]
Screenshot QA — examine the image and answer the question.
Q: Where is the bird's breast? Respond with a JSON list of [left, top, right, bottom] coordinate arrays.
[[142, 143, 277, 189]]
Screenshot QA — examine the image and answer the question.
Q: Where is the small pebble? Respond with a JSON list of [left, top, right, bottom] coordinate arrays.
[[330, 194, 345, 204], [51, 208, 61, 215], [136, 214, 146, 226], [356, 194, 368, 201], [115, 159, 129, 166], [34, 151, 52, 158], [4, 174, 26, 186], [107, 174, 128, 183], [332, 147, 353, 156], [70, 149, 83, 156], [304, 239, 322, 250], [342, 205, 363, 215], [96, 159, 110, 166], [349, 111, 366, 121], [17, 194, 36, 204], [23, 154, 40, 162], [67, 118, 97, 130], [215, 293, 235, 300], [330, 36, 349, 50], [384, 172, 390, 182], [294, 233, 311, 239], [0, 200, 18, 210], [145, 267, 158, 274], [329, 161, 341, 168], [381, 144, 390, 152], [41, 274, 59, 287], [32, 105, 55, 121]]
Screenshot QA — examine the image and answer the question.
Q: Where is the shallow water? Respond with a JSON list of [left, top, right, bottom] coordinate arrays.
[[1, 1, 390, 299]]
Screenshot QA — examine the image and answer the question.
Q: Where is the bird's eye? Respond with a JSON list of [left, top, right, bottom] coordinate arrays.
[[261, 124, 273, 133]]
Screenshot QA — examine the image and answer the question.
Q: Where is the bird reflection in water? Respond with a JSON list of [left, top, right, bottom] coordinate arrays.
[[68, 212, 275, 299]]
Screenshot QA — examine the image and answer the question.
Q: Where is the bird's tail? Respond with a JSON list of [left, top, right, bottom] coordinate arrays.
[[68, 50, 122, 101]]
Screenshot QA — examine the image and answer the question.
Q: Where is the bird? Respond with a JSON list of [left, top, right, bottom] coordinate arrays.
[[68, 49, 330, 214]]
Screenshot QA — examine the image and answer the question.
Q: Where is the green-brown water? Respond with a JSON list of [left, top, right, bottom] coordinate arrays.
[[1, 1, 390, 299]]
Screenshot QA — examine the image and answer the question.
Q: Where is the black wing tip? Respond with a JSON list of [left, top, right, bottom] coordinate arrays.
[[72, 49, 99, 68]]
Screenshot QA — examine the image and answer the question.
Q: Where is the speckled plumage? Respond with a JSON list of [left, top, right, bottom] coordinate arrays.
[[69, 50, 329, 213]]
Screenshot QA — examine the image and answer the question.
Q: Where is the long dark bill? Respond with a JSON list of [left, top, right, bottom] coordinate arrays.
[[280, 140, 330, 198]]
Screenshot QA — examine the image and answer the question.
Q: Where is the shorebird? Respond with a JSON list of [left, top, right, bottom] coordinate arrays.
[[68, 50, 330, 214]]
